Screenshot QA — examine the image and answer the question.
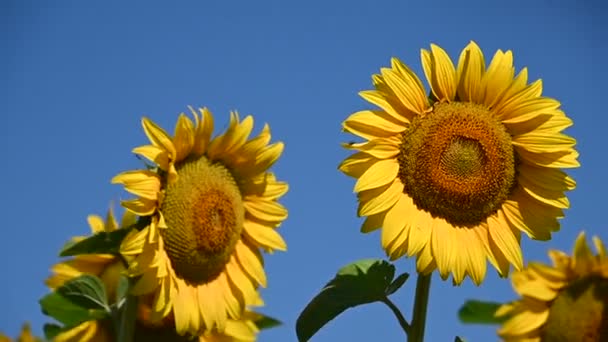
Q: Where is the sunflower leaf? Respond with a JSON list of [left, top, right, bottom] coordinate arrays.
[[40, 275, 110, 327], [57, 274, 109, 311], [254, 314, 282, 330], [458, 300, 508, 324], [59, 228, 133, 257], [43, 323, 66, 340], [296, 259, 401, 342], [385, 272, 409, 295]]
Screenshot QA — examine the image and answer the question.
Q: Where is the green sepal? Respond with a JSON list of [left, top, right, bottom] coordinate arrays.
[[254, 314, 282, 330], [458, 299, 510, 325]]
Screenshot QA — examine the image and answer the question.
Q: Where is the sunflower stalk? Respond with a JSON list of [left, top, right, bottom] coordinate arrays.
[[117, 284, 138, 342], [409, 273, 431, 342]]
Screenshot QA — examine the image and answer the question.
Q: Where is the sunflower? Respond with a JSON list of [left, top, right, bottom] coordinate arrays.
[[0, 323, 39, 342], [45, 209, 133, 342], [339, 41, 578, 285], [496, 232, 608, 341], [114, 107, 288, 335]]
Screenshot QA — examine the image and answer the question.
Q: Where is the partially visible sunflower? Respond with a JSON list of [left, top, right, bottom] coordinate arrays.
[[0, 323, 40, 342], [45, 209, 134, 342], [114, 107, 288, 335], [340, 41, 578, 285], [497, 232, 608, 341]]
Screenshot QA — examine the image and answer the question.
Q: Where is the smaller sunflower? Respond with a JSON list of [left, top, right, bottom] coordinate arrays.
[[497, 232, 608, 341], [114, 107, 287, 335], [0, 323, 39, 342], [45, 208, 134, 342]]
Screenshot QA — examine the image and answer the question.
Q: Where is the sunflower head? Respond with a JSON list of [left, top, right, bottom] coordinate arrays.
[[497, 232, 608, 341], [115, 107, 288, 335], [340, 41, 578, 285]]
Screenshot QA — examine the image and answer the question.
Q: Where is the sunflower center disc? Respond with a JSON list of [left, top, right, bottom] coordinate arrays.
[[542, 276, 608, 342], [398, 102, 516, 226], [160, 156, 244, 285]]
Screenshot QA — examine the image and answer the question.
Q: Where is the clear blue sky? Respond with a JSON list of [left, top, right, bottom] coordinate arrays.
[[2, 1, 606, 341]]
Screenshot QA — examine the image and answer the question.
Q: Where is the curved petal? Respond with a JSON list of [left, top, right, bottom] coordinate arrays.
[[456, 41, 485, 102], [354, 158, 399, 192], [421, 44, 457, 101]]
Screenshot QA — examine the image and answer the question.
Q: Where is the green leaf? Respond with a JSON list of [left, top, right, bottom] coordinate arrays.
[[296, 259, 402, 342], [459, 300, 508, 325], [385, 272, 409, 295], [40, 275, 110, 327], [454, 337, 466, 342], [254, 314, 282, 330], [60, 228, 133, 257], [43, 323, 64, 340], [57, 274, 109, 311]]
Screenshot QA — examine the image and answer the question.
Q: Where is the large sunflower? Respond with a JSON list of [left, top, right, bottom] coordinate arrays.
[[339, 41, 578, 285], [496, 232, 608, 341], [114, 107, 288, 335], [45, 209, 132, 342]]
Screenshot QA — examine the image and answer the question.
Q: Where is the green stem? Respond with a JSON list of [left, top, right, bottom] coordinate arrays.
[[382, 297, 410, 337], [118, 292, 138, 342], [409, 273, 432, 342]]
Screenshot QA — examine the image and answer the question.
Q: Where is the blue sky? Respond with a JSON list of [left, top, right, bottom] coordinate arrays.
[[2, 1, 606, 341]]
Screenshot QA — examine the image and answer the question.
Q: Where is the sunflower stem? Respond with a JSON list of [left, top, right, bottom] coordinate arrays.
[[409, 273, 431, 342], [382, 297, 410, 336], [118, 286, 138, 342]]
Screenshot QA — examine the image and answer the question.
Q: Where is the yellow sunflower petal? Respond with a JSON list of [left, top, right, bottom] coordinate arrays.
[[516, 147, 580, 169], [243, 219, 287, 251], [173, 113, 195, 163], [381, 60, 428, 115], [593, 236, 607, 258], [173, 281, 198, 334], [360, 211, 386, 233], [141, 117, 177, 159], [359, 88, 411, 124], [462, 226, 487, 285], [416, 244, 436, 275], [198, 281, 226, 332], [339, 152, 378, 178], [498, 302, 549, 337], [120, 198, 157, 216], [495, 79, 543, 115], [381, 194, 409, 252], [191, 107, 215, 157], [572, 232, 595, 275], [132, 145, 171, 171], [518, 164, 576, 192], [343, 110, 405, 140], [511, 271, 559, 302], [456, 41, 485, 102], [235, 240, 267, 287], [244, 198, 288, 223], [431, 219, 455, 281], [481, 49, 514, 107], [358, 179, 402, 217], [406, 196, 432, 256], [512, 132, 576, 154], [87, 215, 105, 234], [421, 44, 457, 101], [354, 158, 399, 192], [111, 170, 160, 200], [344, 137, 400, 159], [225, 256, 259, 306], [488, 212, 524, 271]]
